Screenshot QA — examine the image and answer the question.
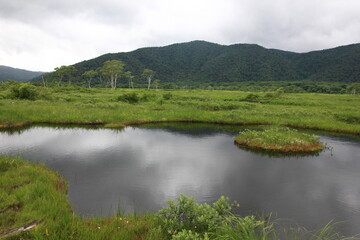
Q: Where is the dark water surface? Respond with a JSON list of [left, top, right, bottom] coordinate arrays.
[[1, 124, 360, 235]]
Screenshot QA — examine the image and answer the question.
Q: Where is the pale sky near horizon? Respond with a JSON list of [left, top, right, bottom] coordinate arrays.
[[1, 0, 360, 72]]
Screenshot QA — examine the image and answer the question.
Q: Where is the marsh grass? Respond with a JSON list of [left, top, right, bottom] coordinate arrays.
[[234, 126, 324, 154], [0, 87, 359, 135]]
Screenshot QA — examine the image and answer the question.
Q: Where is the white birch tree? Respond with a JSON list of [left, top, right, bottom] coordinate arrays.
[[82, 70, 98, 88], [100, 60, 125, 89], [141, 69, 155, 89]]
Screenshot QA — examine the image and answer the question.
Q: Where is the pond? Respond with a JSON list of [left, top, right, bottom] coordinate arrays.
[[1, 123, 360, 235]]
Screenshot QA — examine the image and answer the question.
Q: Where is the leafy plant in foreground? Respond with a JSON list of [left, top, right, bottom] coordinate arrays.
[[172, 229, 209, 240], [157, 194, 233, 238]]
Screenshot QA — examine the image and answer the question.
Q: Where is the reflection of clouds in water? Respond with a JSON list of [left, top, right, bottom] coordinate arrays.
[[0, 127, 235, 213], [0, 127, 61, 150], [0, 127, 118, 154], [337, 186, 360, 213], [133, 129, 231, 198], [0, 127, 360, 235]]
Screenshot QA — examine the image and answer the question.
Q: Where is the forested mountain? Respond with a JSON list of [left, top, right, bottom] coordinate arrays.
[[0, 65, 43, 82], [38, 41, 360, 87]]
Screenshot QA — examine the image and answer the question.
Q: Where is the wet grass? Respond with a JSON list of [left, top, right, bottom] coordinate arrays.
[[0, 87, 359, 135], [235, 126, 325, 154]]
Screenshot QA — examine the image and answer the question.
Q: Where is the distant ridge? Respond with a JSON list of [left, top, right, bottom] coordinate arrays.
[[40, 40, 360, 85], [0, 65, 43, 82]]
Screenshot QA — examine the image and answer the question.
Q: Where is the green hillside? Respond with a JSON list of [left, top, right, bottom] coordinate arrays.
[[0, 65, 43, 82], [36, 41, 360, 89]]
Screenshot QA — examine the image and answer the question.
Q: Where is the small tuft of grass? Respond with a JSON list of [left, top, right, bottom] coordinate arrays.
[[234, 126, 324, 154]]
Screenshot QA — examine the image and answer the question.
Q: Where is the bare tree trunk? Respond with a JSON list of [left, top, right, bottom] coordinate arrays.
[[110, 75, 114, 89], [114, 74, 118, 89], [58, 76, 63, 87], [147, 76, 151, 89], [42, 76, 47, 87], [106, 77, 110, 88]]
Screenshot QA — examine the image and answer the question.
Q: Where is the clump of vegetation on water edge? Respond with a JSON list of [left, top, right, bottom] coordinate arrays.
[[235, 126, 324, 154], [0, 156, 355, 239]]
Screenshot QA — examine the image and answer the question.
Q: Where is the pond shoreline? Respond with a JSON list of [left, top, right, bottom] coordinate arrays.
[[1, 119, 359, 137]]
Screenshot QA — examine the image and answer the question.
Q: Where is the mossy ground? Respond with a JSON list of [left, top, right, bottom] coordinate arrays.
[[234, 126, 325, 154]]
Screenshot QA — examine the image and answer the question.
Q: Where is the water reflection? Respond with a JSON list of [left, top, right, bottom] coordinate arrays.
[[0, 124, 360, 235]]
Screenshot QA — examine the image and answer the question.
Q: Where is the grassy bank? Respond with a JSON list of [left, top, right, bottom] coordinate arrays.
[[0, 156, 355, 240], [0, 156, 160, 240], [0, 87, 359, 135], [235, 126, 325, 154]]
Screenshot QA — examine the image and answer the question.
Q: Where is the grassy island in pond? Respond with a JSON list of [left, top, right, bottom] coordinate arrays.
[[235, 126, 324, 154]]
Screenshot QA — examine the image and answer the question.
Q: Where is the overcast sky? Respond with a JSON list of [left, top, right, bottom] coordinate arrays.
[[1, 0, 360, 72]]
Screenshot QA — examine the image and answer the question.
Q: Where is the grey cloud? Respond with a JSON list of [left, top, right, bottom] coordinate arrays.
[[1, 0, 360, 70], [0, 0, 140, 26], [221, 0, 360, 52]]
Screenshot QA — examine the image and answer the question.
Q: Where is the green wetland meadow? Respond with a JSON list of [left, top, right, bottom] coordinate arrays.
[[1, 82, 360, 239]]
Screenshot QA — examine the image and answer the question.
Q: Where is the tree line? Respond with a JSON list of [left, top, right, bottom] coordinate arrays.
[[41, 60, 160, 89]]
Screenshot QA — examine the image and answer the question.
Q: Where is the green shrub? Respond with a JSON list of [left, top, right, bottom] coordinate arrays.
[[172, 230, 209, 240], [163, 93, 173, 100], [117, 93, 140, 104], [7, 83, 39, 100], [264, 88, 285, 99], [141, 93, 157, 101], [243, 93, 260, 102], [158, 195, 232, 237], [19, 84, 38, 100]]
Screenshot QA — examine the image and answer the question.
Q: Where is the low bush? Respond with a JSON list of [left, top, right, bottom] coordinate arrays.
[[163, 93, 173, 100], [141, 93, 157, 101], [242, 93, 260, 102], [158, 194, 233, 237], [117, 92, 140, 104], [8, 83, 53, 100], [264, 88, 285, 99], [172, 230, 208, 240]]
